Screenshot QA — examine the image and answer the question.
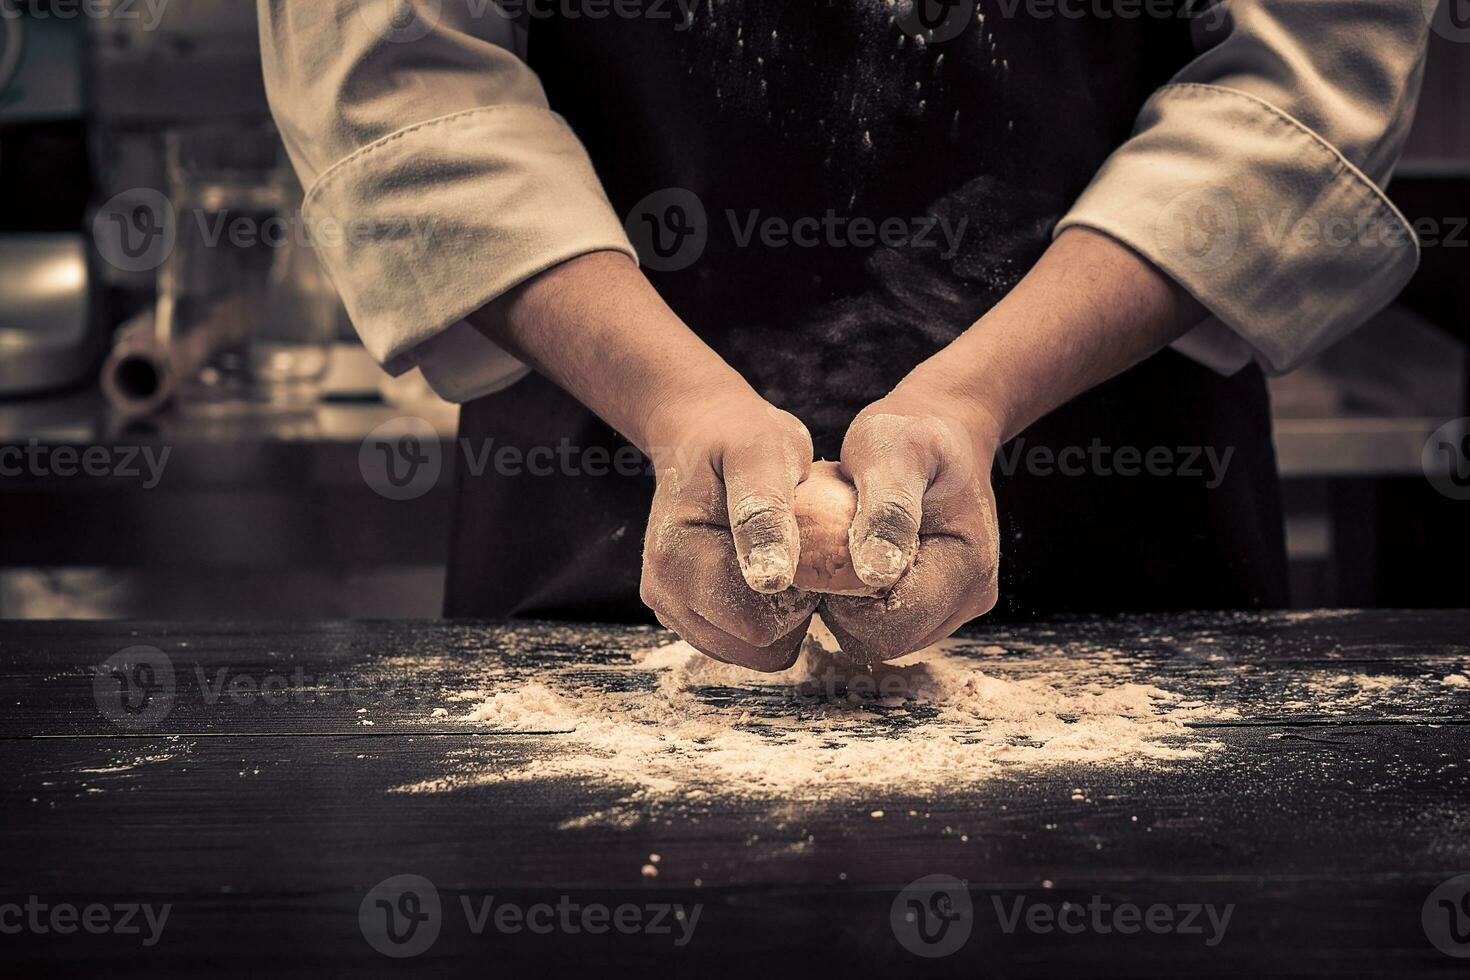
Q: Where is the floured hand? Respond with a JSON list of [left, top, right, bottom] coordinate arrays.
[[820, 384, 1001, 662], [640, 388, 821, 671]]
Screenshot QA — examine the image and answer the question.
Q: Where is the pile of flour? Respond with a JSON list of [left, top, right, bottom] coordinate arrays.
[[396, 622, 1232, 804]]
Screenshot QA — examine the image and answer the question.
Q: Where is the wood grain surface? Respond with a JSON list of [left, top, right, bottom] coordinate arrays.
[[1, 612, 1468, 977]]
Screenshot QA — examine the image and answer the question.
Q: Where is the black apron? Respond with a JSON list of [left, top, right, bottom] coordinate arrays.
[[446, 2, 1289, 620]]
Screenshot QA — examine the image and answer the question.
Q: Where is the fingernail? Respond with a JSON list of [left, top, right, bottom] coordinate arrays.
[[743, 543, 794, 593], [853, 537, 905, 585]]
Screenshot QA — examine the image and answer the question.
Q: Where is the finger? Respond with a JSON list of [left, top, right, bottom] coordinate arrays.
[[911, 593, 997, 653], [644, 583, 812, 672], [821, 533, 996, 662], [685, 606, 813, 672], [722, 423, 813, 594], [644, 506, 819, 650], [840, 420, 930, 590], [675, 524, 820, 647]]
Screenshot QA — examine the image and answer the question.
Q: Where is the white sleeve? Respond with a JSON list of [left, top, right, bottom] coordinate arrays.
[[1054, 0, 1431, 375], [257, 0, 636, 402]]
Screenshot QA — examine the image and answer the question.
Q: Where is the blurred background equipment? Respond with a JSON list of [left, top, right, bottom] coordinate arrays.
[[0, 3, 101, 396], [152, 125, 336, 413], [0, 234, 99, 395], [0, 1, 1465, 618]]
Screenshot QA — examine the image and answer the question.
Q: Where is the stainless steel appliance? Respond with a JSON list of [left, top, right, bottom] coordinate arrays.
[[0, 234, 98, 396]]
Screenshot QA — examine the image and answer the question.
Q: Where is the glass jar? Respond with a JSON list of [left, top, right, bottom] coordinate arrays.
[[158, 125, 336, 413]]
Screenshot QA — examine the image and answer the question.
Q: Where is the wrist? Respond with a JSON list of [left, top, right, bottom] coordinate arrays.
[[891, 357, 1011, 457], [902, 227, 1205, 445], [472, 251, 760, 454], [638, 373, 765, 463]]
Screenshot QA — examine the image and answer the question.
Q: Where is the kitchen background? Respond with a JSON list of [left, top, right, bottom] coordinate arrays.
[[0, 0, 1465, 619]]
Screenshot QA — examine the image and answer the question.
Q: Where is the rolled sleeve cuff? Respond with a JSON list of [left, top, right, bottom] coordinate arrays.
[[407, 320, 532, 402], [302, 104, 636, 401], [1055, 83, 1419, 376]]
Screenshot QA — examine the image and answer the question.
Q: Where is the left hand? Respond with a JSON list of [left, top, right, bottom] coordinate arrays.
[[820, 374, 1002, 661]]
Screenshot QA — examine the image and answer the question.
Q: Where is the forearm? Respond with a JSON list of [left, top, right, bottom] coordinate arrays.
[[469, 251, 755, 454], [909, 227, 1207, 444]]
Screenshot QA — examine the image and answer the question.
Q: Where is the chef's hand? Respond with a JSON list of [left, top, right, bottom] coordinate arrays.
[[821, 379, 1001, 661], [640, 386, 821, 671], [822, 227, 1213, 660], [468, 252, 821, 669]]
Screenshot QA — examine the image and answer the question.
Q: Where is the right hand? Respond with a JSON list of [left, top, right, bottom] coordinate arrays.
[[640, 385, 820, 671]]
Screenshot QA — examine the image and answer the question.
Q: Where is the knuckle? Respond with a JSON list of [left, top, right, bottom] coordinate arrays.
[[744, 637, 805, 673], [729, 410, 810, 464], [717, 649, 768, 672], [638, 575, 662, 611], [820, 601, 887, 650], [863, 496, 922, 541], [766, 407, 810, 443], [648, 605, 676, 632], [690, 603, 768, 648], [841, 413, 884, 459], [744, 621, 785, 648], [641, 549, 669, 580], [729, 494, 789, 537]]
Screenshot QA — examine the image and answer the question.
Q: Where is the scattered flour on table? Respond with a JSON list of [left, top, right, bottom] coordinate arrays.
[[393, 622, 1236, 806]]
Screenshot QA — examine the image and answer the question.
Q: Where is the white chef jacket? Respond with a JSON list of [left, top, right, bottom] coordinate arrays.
[[257, 0, 1430, 403]]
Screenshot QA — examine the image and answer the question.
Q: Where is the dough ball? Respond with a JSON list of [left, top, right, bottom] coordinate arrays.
[[794, 461, 874, 595]]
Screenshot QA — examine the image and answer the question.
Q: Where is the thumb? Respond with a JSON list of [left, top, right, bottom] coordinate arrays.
[[843, 436, 928, 591], [723, 439, 811, 594]]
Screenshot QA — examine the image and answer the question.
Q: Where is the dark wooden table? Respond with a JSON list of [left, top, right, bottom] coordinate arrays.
[[2, 612, 1469, 977]]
